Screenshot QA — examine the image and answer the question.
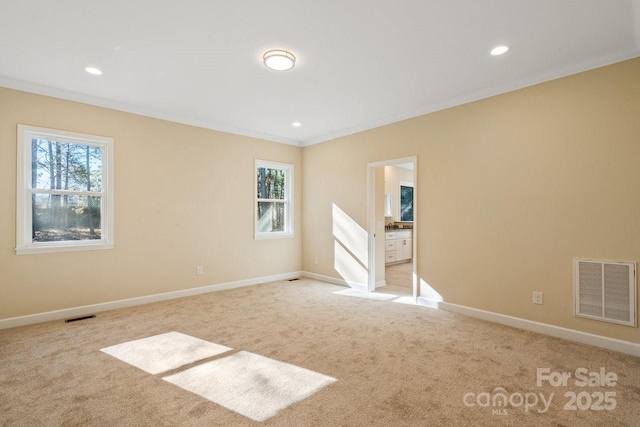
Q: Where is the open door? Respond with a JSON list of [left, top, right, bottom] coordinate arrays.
[[366, 156, 418, 299]]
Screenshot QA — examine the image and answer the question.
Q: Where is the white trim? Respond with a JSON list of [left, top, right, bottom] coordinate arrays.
[[366, 156, 418, 170], [302, 271, 367, 291], [367, 156, 418, 298], [253, 232, 294, 240], [375, 280, 386, 289], [0, 77, 301, 147], [7, 268, 638, 358], [16, 124, 115, 255], [300, 51, 640, 147], [1, 50, 638, 149], [254, 159, 294, 240], [366, 165, 374, 292], [0, 271, 303, 330], [304, 275, 639, 357], [416, 297, 441, 309], [16, 242, 115, 255], [433, 300, 640, 358]]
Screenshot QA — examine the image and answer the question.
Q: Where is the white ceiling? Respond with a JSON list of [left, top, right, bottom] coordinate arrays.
[[1, 1, 639, 147]]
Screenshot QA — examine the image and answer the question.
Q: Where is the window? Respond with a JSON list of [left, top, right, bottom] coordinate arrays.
[[400, 181, 414, 222], [16, 125, 114, 254], [255, 160, 293, 239]]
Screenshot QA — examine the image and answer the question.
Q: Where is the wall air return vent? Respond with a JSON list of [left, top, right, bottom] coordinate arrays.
[[574, 259, 637, 327]]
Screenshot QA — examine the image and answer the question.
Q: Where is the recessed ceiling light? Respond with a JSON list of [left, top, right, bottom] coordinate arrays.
[[85, 66, 103, 75], [263, 50, 296, 71], [292, 122, 302, 127], [490, 45, 510, 56]]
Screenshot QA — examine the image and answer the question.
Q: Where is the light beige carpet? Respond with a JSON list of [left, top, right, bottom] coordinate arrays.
[[100, 331, 231, 374], [163, 350, 336, 422], [1, 278, 639, 426], [101, 332, 336, 421]]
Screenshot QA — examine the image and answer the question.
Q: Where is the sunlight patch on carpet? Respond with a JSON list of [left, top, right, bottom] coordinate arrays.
[[163, 350, 336, 422], [333, 288, 398, 300], [100, 331, 231, 374]]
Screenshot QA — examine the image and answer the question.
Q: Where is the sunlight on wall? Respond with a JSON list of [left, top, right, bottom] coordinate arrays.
[[332, 204, 368, 267], [419, 278, 444, 308], [334, 241, 368, 290], [332, 204, 369, 290]]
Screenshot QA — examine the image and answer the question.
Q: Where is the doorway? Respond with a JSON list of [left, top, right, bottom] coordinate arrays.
[[366, 156, 418, 299]]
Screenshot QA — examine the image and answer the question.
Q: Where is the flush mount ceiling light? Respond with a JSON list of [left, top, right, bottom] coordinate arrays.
[[263, 50, 296, 71], [490, 45, 510, 56], [292, 122, 302, 127], [85, 66, 103, 75]]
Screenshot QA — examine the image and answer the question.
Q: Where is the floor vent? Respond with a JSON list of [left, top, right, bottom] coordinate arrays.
[[288, 278, 300, 281], [64, 315, 96, 323], [574, 259, 637, 327]]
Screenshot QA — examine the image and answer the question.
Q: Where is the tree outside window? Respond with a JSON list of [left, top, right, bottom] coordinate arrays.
[[255, 160, 293, 239], [31, 139, 103, 241], [16, 125, 114, 254], [400, 182, 414, 222]]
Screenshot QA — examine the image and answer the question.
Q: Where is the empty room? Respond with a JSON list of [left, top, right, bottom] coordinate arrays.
[[1, 1, 640, 426]]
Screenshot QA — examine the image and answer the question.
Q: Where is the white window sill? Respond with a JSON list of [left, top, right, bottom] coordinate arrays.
[[16, 242, 114, 255], [254, 232, 294, 240]]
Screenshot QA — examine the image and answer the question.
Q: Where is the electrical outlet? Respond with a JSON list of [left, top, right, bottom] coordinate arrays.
[[533, 291, 543, 305], [196, 266, 203, 275], [314, 257, 319, 265]]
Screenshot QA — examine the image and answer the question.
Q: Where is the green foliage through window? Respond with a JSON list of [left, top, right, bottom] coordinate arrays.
[[400, 185, 413, 222], [30, 139, 103, 242], [255, 162, 292, 237], [257, 168, 286, 200]]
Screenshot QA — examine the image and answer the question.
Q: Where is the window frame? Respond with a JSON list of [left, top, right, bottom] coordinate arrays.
[[399, 180, 414, 222], [254, 159, 294, 240], [16, 124, 114, 255]]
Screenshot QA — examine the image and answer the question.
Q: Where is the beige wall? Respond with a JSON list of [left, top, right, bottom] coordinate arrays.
[[384, 165, 414, 224], [3, 58, 640, 344], [302, 58, 640, 343], [0, 88, 302, 319]]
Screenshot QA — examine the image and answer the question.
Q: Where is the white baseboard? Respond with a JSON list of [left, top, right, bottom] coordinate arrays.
[[375, 280, 386, 289], [431, 300, 640, 358], [416, 297, 442, 309], [301, 271, 367, 292], [0, 271, 303, 330], [11, 271, 635, 358]]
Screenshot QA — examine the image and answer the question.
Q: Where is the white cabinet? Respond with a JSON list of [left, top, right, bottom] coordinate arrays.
[[385, 251, 397, 263], [385, 230, 412, 264], [397, 237, 412, 261], [385, 232, 397, 263]]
